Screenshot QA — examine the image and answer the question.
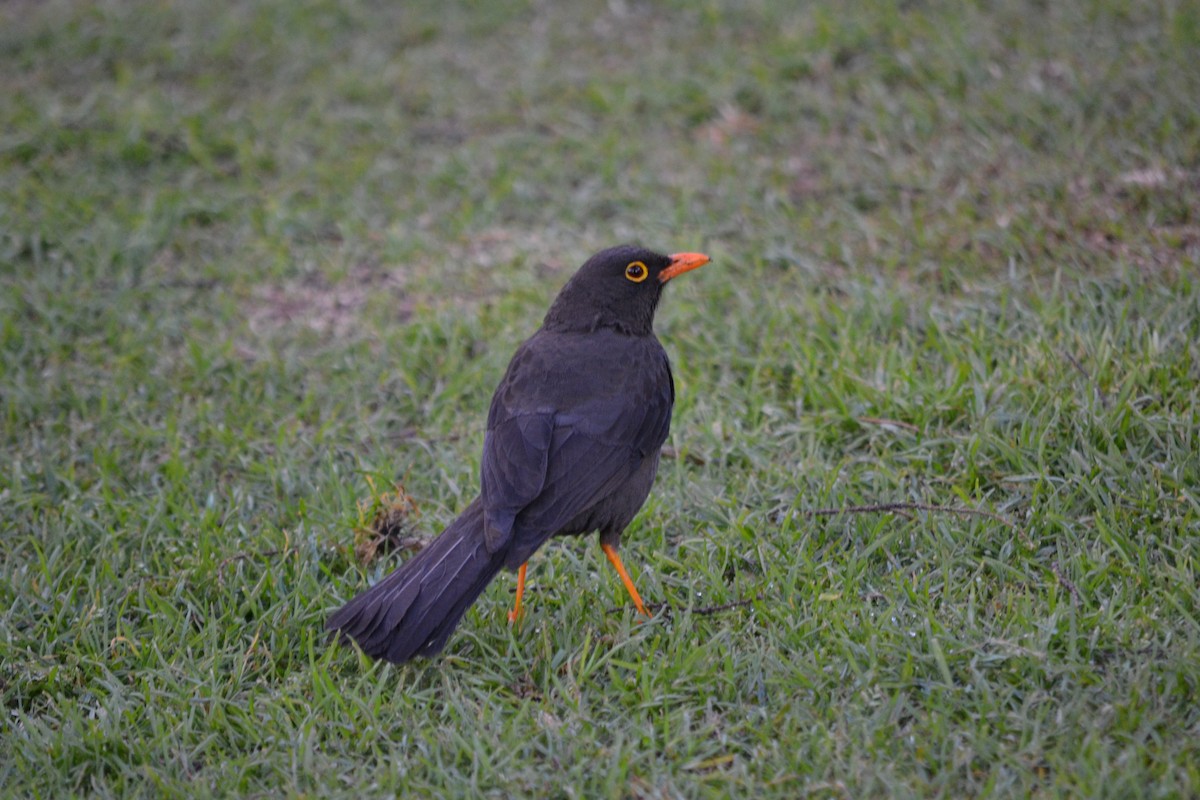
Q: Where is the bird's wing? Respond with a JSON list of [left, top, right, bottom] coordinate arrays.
[[479, 411, 554, 551], [478, 332, 673, 555]]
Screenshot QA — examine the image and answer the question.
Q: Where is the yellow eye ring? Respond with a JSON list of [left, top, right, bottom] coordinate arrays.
[[625, 261, 648, 283]]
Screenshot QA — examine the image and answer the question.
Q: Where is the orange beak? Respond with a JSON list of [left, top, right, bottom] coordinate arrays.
[[659, 252, 710, 283]]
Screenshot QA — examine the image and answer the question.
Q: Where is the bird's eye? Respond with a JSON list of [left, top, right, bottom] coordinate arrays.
[[625, 261, 648, 283]]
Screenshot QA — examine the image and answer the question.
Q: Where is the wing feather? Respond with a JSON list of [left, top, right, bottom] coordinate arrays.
[[479, 329, 674, 558]]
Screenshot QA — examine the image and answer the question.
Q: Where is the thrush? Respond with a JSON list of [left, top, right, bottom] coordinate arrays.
[[327, 245, 710, 663]]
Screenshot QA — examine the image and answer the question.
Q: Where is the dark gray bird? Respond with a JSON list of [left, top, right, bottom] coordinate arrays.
[[327, 245, 710, 663]]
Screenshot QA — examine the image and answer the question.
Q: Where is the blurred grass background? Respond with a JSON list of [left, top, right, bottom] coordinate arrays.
[[2, 0, 1198, 796]]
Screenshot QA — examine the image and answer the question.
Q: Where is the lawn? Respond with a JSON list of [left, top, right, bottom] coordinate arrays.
[[2, 0, 1198, 797]]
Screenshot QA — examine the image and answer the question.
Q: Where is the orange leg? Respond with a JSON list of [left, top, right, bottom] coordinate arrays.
[[601, 543, 649, 617], [508, 562, 527, 624]]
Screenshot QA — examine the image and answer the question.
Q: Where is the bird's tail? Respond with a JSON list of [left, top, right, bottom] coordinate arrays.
[[326, 498, 505, 663]]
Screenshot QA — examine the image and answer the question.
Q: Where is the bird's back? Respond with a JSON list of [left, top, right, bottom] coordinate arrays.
[[482, 327, 675, 566]]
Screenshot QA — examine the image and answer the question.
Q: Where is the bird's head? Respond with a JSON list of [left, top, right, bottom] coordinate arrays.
[[542, 245, 710, 335]]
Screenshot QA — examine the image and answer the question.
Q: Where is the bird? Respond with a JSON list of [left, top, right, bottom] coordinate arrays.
[[327, 244, 710, 664]]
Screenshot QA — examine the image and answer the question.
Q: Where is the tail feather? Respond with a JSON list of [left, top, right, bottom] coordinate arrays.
[[327, 498, 505, 664]]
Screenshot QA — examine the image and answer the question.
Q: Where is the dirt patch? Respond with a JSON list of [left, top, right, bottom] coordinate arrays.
[[694, 104, 761, 152], [244, 262, 413, 339]]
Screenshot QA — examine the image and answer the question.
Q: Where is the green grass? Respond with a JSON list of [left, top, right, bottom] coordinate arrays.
[[3, 0, 1199, 796]]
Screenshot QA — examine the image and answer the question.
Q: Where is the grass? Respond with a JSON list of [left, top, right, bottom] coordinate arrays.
[[2, 0, 1198, 796]]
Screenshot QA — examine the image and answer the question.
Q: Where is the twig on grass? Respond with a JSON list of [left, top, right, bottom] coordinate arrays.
[[1063, 350, 1091, 382], [1051, 560, 1082, 606], [644, 595, 763, 616], [1063, 349, 1109, 408], [796, 501, 1017, 528], [605, 596, 760, 617], [856, 416, 920, 432], [217, 549, 282, 584]]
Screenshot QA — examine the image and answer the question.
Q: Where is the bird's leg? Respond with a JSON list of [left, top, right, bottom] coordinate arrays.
[[508, 562, 527, 624], [601, 543, 649, 617]]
